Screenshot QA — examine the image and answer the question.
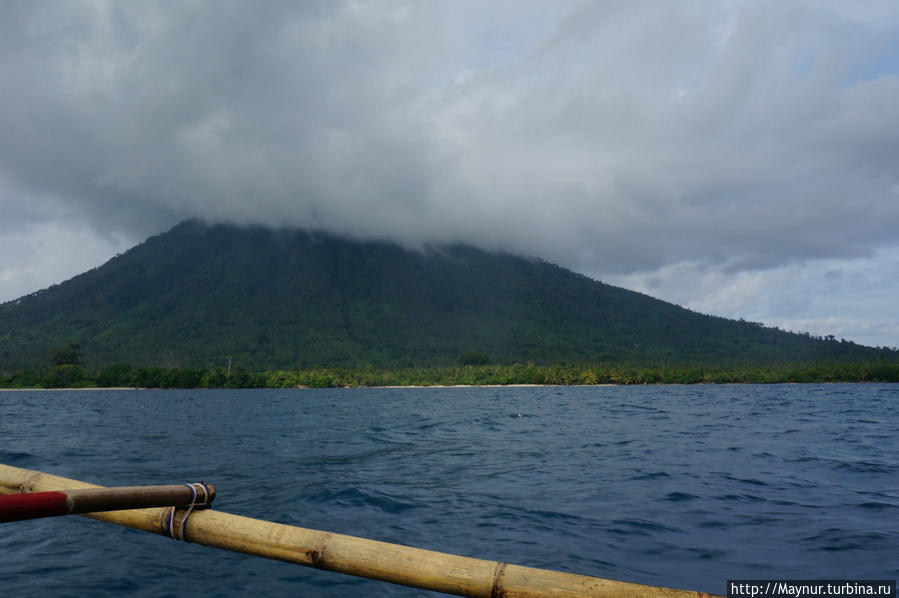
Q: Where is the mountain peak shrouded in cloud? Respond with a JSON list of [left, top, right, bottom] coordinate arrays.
[[2, 219, 891, 370], [1, 1, 898, 347]]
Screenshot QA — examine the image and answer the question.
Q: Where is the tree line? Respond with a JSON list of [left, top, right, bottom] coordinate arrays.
[[3, 357, 898, 389]]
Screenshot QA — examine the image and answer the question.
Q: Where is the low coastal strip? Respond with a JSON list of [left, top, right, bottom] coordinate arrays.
[[2, 360, 898, 389]]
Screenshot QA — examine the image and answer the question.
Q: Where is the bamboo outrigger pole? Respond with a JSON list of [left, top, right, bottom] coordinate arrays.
[[0, 464, 720, 598]]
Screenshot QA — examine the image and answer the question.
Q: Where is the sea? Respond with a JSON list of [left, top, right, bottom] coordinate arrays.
[[1, 384, 897, 597]]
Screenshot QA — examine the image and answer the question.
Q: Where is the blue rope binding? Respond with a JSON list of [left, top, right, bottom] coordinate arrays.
[[164, 482, 212, 542]]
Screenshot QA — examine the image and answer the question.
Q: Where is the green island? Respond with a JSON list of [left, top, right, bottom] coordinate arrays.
[[2, 222, 898, 388]]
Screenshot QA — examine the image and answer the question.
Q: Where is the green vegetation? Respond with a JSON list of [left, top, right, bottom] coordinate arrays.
[[49, 341, 84, 366], [458, 351, 491, 366], [1, 220, 896, 374], [0, 364, 265, 389], [2, 359, 898, 389]]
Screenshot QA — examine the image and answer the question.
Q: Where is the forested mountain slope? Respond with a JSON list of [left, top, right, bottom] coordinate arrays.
[[0, 220, 886, 370]]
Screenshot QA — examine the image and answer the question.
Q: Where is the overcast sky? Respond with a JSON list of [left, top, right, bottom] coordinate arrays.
[[1, 1, 897, 348]]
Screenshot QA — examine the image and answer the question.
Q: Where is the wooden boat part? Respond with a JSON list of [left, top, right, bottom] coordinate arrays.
[[0, 483, 214, 522], [0, 464, 721, 598]]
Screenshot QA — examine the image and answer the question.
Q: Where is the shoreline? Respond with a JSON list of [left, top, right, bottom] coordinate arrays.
[[374, 383, 617, 388], [2, 382, 884, 391], [0, 387, 139, 392], [1, 384, 581, 391]]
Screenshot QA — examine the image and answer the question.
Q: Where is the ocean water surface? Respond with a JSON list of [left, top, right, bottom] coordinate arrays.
[[1, 384, 897, 596]]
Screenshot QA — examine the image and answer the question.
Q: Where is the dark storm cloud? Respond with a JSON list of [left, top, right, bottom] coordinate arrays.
[[1, 0, 898, 274], [1, 2, 442, 237]]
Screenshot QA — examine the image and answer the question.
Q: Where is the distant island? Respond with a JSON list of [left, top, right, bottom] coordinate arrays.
[[1, 220, 896, 388]]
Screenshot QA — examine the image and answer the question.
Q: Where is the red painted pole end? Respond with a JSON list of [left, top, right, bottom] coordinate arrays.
[[0, 491, 69, 523]]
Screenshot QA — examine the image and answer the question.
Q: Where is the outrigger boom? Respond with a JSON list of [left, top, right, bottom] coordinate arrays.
[[0, 464, 720, 598], [0, 483, 214, 523]]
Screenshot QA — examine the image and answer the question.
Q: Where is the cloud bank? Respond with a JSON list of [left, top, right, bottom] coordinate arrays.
[[1, 1, 898, 345]]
